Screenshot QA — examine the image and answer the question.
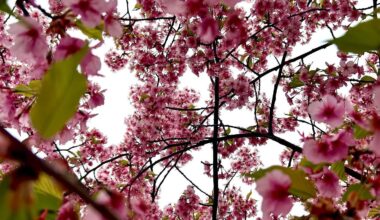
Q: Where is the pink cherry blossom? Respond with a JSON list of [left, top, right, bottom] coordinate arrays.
[[256, 170, 293, 220], [312, 168, 341, 198], [54, 36, 101, 76], [196, 17, 219, 44], [157, 0, 187, 16], [81, 52, 102, 76], [303, 130, 354, 164], [308, 94, 346, 127], [63, 0, 107, 27], [8, 17, 48, 64], [104, 0, 123, 38], [1, 0, 378, 219], [369, 114, 380, 156], [374, 86, 380, 112]]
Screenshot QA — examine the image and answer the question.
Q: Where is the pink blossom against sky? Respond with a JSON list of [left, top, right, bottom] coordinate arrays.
[[2, 0, 377, 219]]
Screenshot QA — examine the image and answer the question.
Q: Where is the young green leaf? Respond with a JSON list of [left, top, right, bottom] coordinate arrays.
[[330, 161, 347, 181], [353, 124, 372, 139], [14, 80, 41, 97], [332, 19, 380, 54], [368, 206, 380, 218], [30, 46, 88, 139], [342, 183, 374, 202], [360, 75, 376, 83], [33, 174, 62, 220], [0, 0, 14, 16], [75, 20, 103, 40], [289, 75, 304, 88]]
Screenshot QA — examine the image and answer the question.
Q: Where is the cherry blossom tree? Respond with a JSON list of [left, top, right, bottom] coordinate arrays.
[[0, 0, 380, 219]]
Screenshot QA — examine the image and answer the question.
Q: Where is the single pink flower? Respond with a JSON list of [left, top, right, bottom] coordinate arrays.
[[303, 130, 354, 164], [81, 52, 101, 76], [104, 0, 123, 38], [308, 94, 346, 127], [158, 0, 187, 16], [312, 168, 341, 198], [8, 17, 48, 63], [63, 0, 107, 27], [54, 36, 83, 60], [256, 170, 293, 220], [196, 17, 219, 44], [54, 36, 101, 76]]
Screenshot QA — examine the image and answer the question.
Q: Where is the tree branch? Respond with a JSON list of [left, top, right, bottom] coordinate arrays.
[[268, 51, 287, 134]]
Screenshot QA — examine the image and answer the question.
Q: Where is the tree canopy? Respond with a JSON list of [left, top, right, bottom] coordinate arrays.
[[0, 0, 380, 219]]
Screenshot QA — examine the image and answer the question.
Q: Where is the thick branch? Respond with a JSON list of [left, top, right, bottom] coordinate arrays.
[[212, 76, 220, 220], [268, 51, 287, 134]]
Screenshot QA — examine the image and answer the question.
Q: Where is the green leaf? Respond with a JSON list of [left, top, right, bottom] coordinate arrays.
[[134, 3, 142, 10], [34, 174, 62, 206], [368, 206, 380, 218], [119, 159, 129, 167], [366, 60, 378, 74], [299, 157, 325, 172], [246, 190, 252, 200], [0, 0, 14, 16], [246, 126, 256, 131], [360, 75, 376, 83], [30, 46, 88, 139], [75, 20, 103, 40], [332, 19, 380, 54], [289, 75, 304, 88], [224, 139, 233, 146], [224, 127, 231, 135], [14, 80, 41, 97], [353, 124, 372, 139], [330, 161, 347, 181], [247, 55, 253, 69], [139, 93, 150, 102], [246, 166, 316, 199], [33, 174, 62, 220], [342, 183, 374, 202], [193, 212, 202, 220]]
